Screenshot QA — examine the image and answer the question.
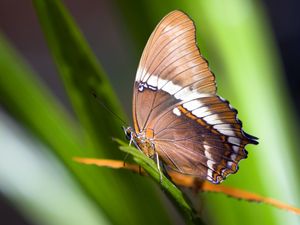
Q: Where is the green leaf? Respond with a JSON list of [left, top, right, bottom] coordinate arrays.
[[0, 33, 82, 168], [0, 33, 111, 224], [114, 138, 206, 225], [31, 0, 173, 224], [33, 0, 125, 152], [0, 114, 111, 225]]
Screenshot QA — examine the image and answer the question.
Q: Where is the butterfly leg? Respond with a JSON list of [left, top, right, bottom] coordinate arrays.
[[123, 153, 129, 167], [129, 137, 133, 146], [161, 163, 172, 181], [155, 152, 163, 183], [130, 136, 144, 153], [122, 137, 134, 166]]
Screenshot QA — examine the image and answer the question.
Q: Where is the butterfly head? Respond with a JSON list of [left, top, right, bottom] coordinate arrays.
[[123, 126, 135, 141], [122, 126, 156, 157]]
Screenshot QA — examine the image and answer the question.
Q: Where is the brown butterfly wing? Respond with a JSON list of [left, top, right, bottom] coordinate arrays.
[[132, 10, 215, 132], [152, 96, 258, 183], [132, 10, 258, 183]]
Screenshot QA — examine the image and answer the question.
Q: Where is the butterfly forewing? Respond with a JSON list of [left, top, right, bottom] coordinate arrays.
[[132, 10, 258, 184]]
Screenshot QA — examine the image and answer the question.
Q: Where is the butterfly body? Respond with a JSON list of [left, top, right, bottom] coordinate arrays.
[[124, 127, 155, 157], [128, 10, 258, 184]]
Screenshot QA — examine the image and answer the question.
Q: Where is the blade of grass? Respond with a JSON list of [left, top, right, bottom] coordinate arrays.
[[114, 139, 206, 225], [0, 29, 171, 225], [0, 112, 111, 225], [33, 0, 126, 151], [32, 1, 173, 224], [0, 33, 112, 223], [0, 33, 81, 168]]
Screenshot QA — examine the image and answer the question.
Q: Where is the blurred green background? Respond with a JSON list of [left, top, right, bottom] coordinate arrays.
[[0, 0, 300, 225]]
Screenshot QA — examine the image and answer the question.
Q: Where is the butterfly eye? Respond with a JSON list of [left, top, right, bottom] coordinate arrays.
[[123, 126, 133, 141], [125, 131, 132, 141]]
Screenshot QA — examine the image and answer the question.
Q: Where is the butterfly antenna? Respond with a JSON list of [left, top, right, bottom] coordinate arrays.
[[91, 91, 128, 126]]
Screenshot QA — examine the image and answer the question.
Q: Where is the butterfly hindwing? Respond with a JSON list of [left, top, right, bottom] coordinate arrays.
[[152, 96, 257, 183]]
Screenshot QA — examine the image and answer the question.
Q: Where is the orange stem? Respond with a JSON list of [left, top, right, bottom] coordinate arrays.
[[73, 157, 300, 215]]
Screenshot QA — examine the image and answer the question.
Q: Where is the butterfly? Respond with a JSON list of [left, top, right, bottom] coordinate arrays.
[[124, 10, 258, 184]]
